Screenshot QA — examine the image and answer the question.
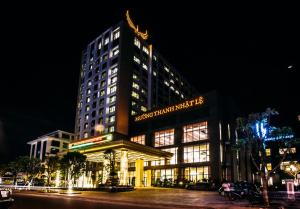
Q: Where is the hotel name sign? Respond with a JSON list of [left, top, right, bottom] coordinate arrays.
[[134, 96, 204, 122]]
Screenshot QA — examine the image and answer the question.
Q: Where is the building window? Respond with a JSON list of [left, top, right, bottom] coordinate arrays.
[[109, 115, 115, 123], [164, 66, 170, 72], [85, 106, 90, 112], [109, 95, 116, 103], [86, 89, 91, 95], [267, 163, 272, 171], [183, 143, 210, 163], [108, 85, 117, 94], [141, 106, 147, 112], [162, 147, 178, 165], [100, 90, 105, 97], [109, 67, 118, 75], [131, 110, 137, 116], [266, 148, 271, 156], [279, 147, 296, 155], [83, 132, 88, 138], [111, 48, 119, 57], [132, 82, 139, 90], [84, 123, 88, 129], [131, 91, 139, 99], [109, 106, 115, 113], [183, 121, 208, 143], [87, 80, 92, 86], [104, 37, 109, 45], [85, 114, 89, 120], [142, 46, 149, 55], [154, 129, 174, 147], [109, 126, 114, 132], [131, 135, 145, 145], [142, 63, 148, 70], [100, 81, 106, 88], [51, 140, 60, 147], [133, 56, 141, 64], [184, 166, 210, 182], [110, 76, 117, 85], [134, 37, 140, 48], [113, 30, 120, 40]]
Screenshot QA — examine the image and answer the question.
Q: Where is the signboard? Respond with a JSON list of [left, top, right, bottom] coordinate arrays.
[[134, 96, 204, 122]]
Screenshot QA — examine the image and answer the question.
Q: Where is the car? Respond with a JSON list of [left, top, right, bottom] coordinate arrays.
[[0, 187, 14, 209]]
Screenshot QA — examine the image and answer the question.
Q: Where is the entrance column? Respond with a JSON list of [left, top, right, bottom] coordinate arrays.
[[135, 158, 144, 187], [120, 149, 128, 185], [146, 170, 151, 187], [103, 158, 110, 184]]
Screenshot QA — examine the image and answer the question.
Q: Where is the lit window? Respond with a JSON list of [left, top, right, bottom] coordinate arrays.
[[184, 166, 210, 182], [88, 80, 92, 86], [170, 86, 174, 91], [113, 30, 120, 40], [142, 63, 148, 70], [85, 106, 90, 112], [153, 55, 157, 61], [134, 37, 140, 48], [109, 95, 116, 103], [153, 71, 157, 76], [109, 126, 115, 132], [267, 163, 272, 171], [104, 37, 109, 45], [175, 90, 179, 95], [184, 143, 210, 163], [100, 81, 106, 88], [100, 90, 105, 97], [110, 76, 117, 85], [131, 135, 145, 145], [141, 106, 147, 112], [279, 148, 296, 154], [84, 123, 88, 129], [98, 41, 102, 49], [133, 73, 138, 80], [83, 132, 88, 138], [86, 97, 91, 103], [109, 106, 115, 113], [86, 89, 91, 95], [162, 147, 178, 165], [109, 67, 118, 75], [132, 101, 136, 106], [133, 56, 141, 64], [164, 81, 169, 86], [131, 110, 137, 115], [141, 88, 146, 95], [181, 94, 184, 99], [112, 48, 119, 56], [131, 91, 139, 99], [164, 66, 170, 72], [154, 129, 174, 147], [132, 82, 139, 90], [183, 121, 208, 143], [170, 79, 174, 84], [266, 148, 271, 156], [85, 114, 89, 120], [108, 85, 117, 94], [109, 115, 115, 123], [142, 46, 149, 55]]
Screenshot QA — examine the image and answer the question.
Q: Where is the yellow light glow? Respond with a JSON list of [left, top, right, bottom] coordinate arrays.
[[55, 170, 60, 188], [126, 10, 148, 40]]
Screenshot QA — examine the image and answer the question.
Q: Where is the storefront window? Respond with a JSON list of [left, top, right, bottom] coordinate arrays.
[[153, 168, 178, 184], [184, 143, 210, 163], [154, 129, 174, 147], [162, 147, 178, 165], [184, 166, 210, 182], [183, 121, 208, 143], [131, 135, 145, 145]]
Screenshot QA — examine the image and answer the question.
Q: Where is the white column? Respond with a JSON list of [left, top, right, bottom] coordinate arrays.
[[103, 158, 110, 184], [120, 149, 128, 185], [29, 144, 33, 158], [34, 143, 37, 158], [40, 141, 44, 160]]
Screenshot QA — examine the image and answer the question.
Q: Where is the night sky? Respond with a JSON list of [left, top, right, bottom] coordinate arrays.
[[0, 2, 299, 163]]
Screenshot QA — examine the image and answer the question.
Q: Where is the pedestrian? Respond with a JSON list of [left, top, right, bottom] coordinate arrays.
[[222, 180, 231, 200]]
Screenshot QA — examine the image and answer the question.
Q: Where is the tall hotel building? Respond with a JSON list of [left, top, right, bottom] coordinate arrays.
[[75, 11, 197, 140]]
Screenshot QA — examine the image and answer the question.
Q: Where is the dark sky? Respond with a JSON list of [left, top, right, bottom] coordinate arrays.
[[0, 2, 299, 163]]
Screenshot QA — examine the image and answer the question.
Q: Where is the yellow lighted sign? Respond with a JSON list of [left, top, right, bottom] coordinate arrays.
[[126, 10, 148, 40], [134, 96, 204, 122]]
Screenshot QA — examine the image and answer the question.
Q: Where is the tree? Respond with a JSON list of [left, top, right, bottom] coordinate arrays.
[[44, 156, 60, 186], [104, 149, 118, 186], [236, 108, 295, 206], [60, 152, 86, 187]]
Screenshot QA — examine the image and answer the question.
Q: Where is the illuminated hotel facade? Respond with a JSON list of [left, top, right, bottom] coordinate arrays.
[[75, 11, 197, 140]]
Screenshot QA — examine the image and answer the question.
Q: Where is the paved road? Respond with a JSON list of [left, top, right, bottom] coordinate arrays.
[[11, 192, 211, 209]]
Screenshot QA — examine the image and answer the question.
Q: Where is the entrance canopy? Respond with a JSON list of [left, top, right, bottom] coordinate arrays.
[[66, 140, 173, 163]]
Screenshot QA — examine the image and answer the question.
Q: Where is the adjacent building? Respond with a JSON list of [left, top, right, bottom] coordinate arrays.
[[27, 130, 74, 161]]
